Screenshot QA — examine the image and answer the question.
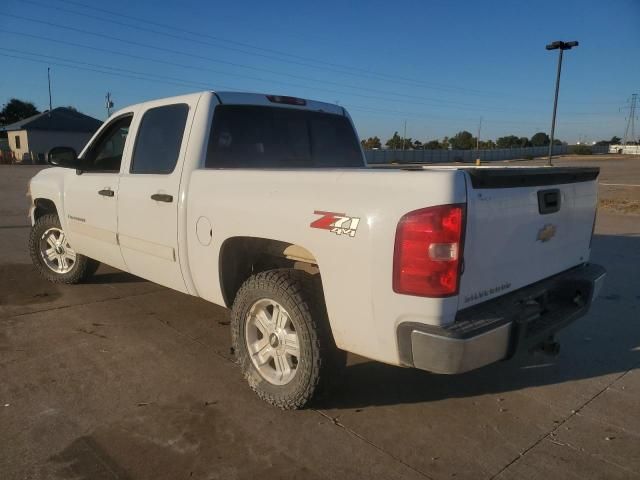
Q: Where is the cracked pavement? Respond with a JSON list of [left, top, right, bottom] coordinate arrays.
[[1, 163, 639, 479]]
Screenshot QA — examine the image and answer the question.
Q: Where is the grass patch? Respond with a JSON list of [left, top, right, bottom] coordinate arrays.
[[599, 198, 640, 215]]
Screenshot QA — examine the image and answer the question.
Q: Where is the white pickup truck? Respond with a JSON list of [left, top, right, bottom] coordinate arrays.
[[28, 91, 606, 409]]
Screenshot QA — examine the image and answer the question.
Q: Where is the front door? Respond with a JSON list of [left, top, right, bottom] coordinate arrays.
[[63, 114, 133, 271], [116, 103, 191, 292]]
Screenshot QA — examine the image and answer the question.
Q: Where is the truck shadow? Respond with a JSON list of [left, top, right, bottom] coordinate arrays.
[[85, 269, 146, 284], [318, 232, 640, 410], [320, 344, 639, 410]]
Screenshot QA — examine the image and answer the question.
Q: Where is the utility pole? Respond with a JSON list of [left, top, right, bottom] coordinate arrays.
[[47, 67, 52, 115], [476, 116, 483, 155], [623, 93, 638, 146], [402, 119, 407, 152], [545, 40, 579, 166], [105, 92, 114, 118]]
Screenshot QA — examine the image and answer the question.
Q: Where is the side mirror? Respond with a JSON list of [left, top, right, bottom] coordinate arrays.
[[47, 147, 79, 168]]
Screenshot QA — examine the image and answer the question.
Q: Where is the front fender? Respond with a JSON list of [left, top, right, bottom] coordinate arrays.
[[28, 167, 68, 228]]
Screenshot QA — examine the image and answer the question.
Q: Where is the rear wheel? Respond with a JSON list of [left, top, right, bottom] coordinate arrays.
[[231, 269, 344, 409], [29, 213, 100, 284]]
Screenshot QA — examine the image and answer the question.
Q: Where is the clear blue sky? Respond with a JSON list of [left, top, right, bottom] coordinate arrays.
[[1, 0, 638, 143]]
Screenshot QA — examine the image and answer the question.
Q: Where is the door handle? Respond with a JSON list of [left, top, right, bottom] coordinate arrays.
[[98, 189, 114, 197], [151, 193, 173, 203]]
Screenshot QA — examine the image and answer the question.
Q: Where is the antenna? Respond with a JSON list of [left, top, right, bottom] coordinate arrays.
[[105, 92, 114, 118]]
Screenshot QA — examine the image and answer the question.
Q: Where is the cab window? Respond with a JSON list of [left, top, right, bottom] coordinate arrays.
[[130, 104, 189, 174], [82, 115, 133, 172]]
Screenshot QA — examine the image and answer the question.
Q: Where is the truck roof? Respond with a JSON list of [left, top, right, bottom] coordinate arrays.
[[108, 91, 345, 120], [214, 91, 345, 115]]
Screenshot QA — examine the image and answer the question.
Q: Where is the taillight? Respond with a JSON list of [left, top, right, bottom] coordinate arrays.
[[393, 204, 465, 297]]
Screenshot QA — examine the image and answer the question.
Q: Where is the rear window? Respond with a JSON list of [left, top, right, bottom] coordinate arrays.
[[205, 105, 362, 168]]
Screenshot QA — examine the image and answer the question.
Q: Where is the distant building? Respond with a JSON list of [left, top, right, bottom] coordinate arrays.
[[0, 107, 102, 164], [609, 144, 640, 155]]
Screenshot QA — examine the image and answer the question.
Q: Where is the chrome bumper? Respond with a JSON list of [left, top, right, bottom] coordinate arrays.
[[411, 323, 512, 374], [398, 263, 606, 374]]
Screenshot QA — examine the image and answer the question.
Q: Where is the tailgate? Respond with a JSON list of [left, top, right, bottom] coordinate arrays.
[[459, 167, 599, 308]]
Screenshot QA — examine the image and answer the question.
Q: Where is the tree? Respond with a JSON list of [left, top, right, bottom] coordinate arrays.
[[530, 132, 550, 147], [412, 140, 423, 150], [0, 99, 40, 126], [518, 136, 531, 148], [596, 136, 620, 146], [424, 139, 442, 149], [496, 135, 521, 148], [385, 131, 413, 150], [449, 130, 475, 150], [360, 136, 381, 149]]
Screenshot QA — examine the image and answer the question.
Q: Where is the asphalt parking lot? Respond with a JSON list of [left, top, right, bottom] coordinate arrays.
[[1, 157, 639, 480]]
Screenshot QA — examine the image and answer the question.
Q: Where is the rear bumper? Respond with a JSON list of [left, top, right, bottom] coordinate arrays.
[[397, 263, 606, 374]]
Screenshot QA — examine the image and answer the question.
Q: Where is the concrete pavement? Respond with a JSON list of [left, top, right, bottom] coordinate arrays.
[[1, 162, 639, 479]]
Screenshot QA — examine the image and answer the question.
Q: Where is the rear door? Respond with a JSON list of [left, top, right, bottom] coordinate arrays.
[[116, 102, 193, 292], [458, 167, 599, 308]]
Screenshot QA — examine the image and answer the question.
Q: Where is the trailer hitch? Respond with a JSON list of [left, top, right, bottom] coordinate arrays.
[[533, 336, 561, 356]]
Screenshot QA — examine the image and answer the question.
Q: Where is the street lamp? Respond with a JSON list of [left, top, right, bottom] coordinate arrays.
[[545, 40, 579, 165]]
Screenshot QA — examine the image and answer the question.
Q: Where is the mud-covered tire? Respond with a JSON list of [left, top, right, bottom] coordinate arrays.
[[231, 269, 345, 409], [29, 213, 100, 284]]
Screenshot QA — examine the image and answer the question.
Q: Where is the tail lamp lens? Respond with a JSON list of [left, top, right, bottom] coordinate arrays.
[[393, 204, 465, 297]]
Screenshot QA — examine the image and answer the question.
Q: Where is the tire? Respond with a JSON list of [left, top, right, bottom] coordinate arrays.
[[231, 269, 345, 409], [29, 213, 100, 284]]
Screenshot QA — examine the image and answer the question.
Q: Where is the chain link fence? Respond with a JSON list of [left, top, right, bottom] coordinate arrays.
[[365, 145, 609, 164]]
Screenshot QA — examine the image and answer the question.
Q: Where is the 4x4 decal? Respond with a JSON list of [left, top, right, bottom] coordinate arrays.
[[310, 211, 360, 238]]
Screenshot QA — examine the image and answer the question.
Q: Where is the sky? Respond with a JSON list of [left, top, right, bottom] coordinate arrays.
[[0, 0, 638, 144]]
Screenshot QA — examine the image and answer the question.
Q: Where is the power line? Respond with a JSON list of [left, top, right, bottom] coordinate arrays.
[[40, 0, 516, 99], [44, 0, 627, 110], [0, 22, 615, 118], [14, 2, 615, 110], [0, 51, 224, 90], [0, 26, 543, 115], [3, 13, 620, 115], [1, 50, 599, 130]]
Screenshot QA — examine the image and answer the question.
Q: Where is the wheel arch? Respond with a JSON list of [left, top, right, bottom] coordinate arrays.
[[32, 198, 59, 222], [218, 236, 321, 308]]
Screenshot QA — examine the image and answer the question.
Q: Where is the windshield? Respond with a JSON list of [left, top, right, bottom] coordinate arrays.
[[205, 105, 363, 168]]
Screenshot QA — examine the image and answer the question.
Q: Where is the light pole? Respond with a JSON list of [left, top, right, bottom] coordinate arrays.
[[545, 40, 578, 165]]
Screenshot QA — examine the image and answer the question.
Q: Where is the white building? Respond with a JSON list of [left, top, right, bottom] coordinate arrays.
[[609, 144, 640, 155], [0, 107, 102, 164]]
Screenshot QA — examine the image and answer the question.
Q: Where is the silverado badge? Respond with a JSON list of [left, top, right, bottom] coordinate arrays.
[[537, 224, 557, 242]]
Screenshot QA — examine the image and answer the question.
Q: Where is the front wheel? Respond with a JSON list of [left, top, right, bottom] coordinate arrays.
[[231, 269, 344, 409], [29, 213, 100, 284]]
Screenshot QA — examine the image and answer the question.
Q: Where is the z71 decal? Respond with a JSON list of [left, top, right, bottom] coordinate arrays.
[[310, 211, 360, 238]]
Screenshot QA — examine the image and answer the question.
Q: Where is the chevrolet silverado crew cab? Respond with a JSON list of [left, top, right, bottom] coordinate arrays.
[[27, 91, 606, 409]]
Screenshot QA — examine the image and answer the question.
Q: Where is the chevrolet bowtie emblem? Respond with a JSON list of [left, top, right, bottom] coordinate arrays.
[[537, 224, 557, 242]]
